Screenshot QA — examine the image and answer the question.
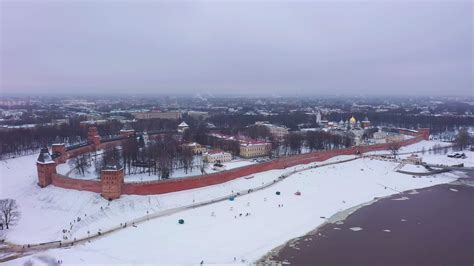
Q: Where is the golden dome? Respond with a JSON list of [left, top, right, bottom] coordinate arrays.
[[349, 116, 357, 124]]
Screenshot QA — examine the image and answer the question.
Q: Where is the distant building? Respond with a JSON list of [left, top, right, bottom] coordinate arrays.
[[316, 111, 322, 125], [386, 133, 405, 143], [132, 111, 181, 120], [320, 118, 329, 127], [182, 142, 207, 154], [188, 111, 209, 120], [79, 120, 107, 128], [177, 121, 189, 132], [203, 149, 232, 163], [373, 131, 388, 144], [373, 131, 405, 144], [405, 154, 422, 165], [350, 129, 365, 146], [107, 115, 128, 122], [119, 123, 135, 137], [51, 119, 69, 126], [361, 116, 371, 129], [239, 141, 271, 158], [349, 116, 357, 128], [142, 132, 149, 144], [255, 121, 289, 139]]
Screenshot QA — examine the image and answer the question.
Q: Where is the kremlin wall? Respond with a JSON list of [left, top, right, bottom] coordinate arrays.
[[37, 127, 430, 200]]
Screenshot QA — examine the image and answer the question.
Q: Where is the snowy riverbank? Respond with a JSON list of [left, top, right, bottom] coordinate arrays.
[[1, 140, 470, 265]]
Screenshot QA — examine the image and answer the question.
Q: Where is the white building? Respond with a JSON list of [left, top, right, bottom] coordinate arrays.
[[177, 121, 189, 132], [188, 111, 209, 120], [255, 121, 289, 139], [316, 111, 322, 125], [203, 150, 232, 163]]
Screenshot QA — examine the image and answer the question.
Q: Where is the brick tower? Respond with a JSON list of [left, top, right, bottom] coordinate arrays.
[[418, 128, 430, 140], [36, 147, 57, 188], [87, 126, 101, 147], [119, 123, 135, 138], [101, 163, 124, 200], [52, 143, 67, 163]]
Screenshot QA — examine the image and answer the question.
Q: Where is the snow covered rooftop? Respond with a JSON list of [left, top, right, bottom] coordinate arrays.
[[120, 123, 134, 132], [36, 148, 54, 164]]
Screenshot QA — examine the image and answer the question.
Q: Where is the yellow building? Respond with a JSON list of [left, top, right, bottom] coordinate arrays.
[[239, 142, 271, 158], [182, 142, 207, 154]]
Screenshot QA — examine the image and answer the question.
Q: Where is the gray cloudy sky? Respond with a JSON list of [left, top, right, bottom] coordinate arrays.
[[0, 1, 472, 96]]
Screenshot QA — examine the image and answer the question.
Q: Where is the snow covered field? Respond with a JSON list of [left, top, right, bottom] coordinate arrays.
[[1, 140, 471, 265]]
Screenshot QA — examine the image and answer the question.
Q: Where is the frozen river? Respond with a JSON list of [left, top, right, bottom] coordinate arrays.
[[265, 181, 474, 265]]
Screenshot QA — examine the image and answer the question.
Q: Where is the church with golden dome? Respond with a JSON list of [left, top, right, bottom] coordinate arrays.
[[324, 115, 371, 131], [349, 116, 357, 125]]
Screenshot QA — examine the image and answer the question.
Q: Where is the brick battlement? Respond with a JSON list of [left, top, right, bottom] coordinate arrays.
[[38, 129, 428, 199]]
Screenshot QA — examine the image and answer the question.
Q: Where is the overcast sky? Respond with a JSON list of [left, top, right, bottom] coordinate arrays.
[[0, 1, 472, 96]]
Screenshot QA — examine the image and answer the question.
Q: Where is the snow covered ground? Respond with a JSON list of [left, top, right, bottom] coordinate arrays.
[[0, 152, 348, 245], [367, 140, 474, 167], [56, 153, 256, 182], [124, 159, 257, 183], [397, 140, 473, 167], [1, 140, 471, 265]]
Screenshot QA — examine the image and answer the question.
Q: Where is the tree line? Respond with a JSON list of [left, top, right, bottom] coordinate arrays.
[[0, 118, 178, 159]]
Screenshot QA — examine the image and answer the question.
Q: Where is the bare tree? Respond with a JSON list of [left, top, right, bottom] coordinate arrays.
[[455, 128, 470, 151], [70, 153, 90, 176], [388, 141, 402, 159], [0, 199, 20, 229]]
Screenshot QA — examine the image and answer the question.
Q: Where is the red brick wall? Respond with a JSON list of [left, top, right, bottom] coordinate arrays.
[[65, 145, 96, 159], [51, 173, 101, 193], [47, 132, 427, 197], [398, 128, 430, 140], [52, 144, 67, 163], [122, 135, 425, 196]]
